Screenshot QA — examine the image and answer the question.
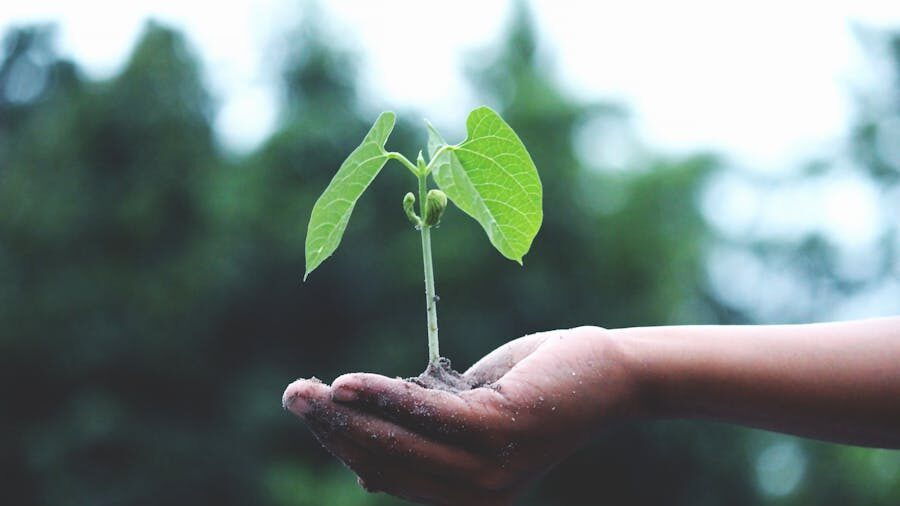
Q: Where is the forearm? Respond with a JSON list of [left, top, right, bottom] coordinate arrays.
[[611, 317, 900, 448]]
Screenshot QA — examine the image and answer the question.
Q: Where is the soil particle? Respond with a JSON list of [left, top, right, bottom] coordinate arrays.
[[498, 442, 518, 468], [407, 357, 477, 393]]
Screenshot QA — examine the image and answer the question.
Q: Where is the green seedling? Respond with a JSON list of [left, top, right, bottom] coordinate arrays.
[[304, 106, 542, 367]]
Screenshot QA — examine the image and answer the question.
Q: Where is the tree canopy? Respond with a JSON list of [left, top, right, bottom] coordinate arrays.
[[1, 6, 897, 505]]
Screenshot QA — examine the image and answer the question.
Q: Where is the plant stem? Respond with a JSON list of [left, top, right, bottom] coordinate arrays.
[[387, 152, 420, 177], [418, 172, 440, 365]]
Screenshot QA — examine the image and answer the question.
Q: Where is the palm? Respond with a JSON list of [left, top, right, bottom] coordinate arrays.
[[282, 326, 631, 505]]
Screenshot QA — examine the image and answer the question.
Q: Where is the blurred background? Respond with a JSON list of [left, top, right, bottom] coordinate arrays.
[[1, 0, 899, 504]]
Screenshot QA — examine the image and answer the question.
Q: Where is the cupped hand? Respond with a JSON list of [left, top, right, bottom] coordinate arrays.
[[282, 326, 640, 505]]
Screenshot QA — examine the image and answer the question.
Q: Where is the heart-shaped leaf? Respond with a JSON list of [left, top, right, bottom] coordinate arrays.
[[304, 112, 396, 279], [428, 107, 542, 264]]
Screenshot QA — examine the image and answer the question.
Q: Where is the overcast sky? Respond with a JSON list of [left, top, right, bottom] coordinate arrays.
[[3, 0, 899, 166]]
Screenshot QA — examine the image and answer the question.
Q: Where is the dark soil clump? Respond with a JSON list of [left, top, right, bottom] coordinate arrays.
[[408, 357, 476, 393]]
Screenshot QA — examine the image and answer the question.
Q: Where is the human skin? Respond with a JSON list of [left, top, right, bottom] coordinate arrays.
[[282, 317, 900, 505]]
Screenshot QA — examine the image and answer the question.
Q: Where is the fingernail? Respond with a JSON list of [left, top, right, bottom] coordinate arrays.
[[332, 385, 358, 403], [282, 390, 312, 415], [289, 395, 312, 415]]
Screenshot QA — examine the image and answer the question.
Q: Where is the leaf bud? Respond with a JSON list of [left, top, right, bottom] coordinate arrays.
[[424, 189, 448, 226], [402, 192, 421, 226], [416, 150, 427, 172]]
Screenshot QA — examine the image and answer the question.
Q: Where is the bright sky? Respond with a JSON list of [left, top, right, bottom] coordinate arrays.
[[3, 0, 899, 164]]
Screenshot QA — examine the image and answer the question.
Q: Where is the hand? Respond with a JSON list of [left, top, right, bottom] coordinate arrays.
[[282, 326, 642, 505]]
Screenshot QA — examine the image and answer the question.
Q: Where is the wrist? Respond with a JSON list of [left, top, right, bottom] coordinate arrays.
[[609, 328, 675, 421], [571, 326, 659, 423]]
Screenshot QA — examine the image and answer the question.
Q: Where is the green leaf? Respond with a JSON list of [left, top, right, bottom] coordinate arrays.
[[304, 112, 396, 280], [428, 106, 542, 264]]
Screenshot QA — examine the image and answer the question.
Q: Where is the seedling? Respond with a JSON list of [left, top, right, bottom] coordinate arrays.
[[304, 106, 542, 376]]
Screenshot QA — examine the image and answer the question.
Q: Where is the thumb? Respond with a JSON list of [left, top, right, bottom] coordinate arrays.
[[463, 331, 559, 386]]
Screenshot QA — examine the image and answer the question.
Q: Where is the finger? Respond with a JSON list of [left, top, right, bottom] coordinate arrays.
[[282, 377, 332, 418], [285, 378, 499, 483], [338, 406, 493, 482], [318, 428, 512, 505], [464, 331, 559, 385], [282, 381, 391, 477], [293, 401, 514, 505], [331, 373, 508, 441]]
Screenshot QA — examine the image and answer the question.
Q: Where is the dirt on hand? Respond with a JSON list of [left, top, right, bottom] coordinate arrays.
[[408, 357, 479, 393]]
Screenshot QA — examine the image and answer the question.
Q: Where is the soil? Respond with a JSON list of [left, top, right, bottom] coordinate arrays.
[[408, 356, 478, 393]]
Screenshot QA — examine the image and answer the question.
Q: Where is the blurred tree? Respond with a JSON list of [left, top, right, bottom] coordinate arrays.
[[0, 21, 238, 505], [852, 33, 900, 185], [690, 25, 900, 506], [847, 30, 900, 290], [456, 4, 755, 505], [1, 4, 897, 506]]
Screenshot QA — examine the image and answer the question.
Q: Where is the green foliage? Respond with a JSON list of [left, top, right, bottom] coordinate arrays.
[[428, 107, 543, 263], [304, 111, 396, 279], [303, 105, 543, 363], [305, 106, 542, 277], [1, 5, 898, 506]]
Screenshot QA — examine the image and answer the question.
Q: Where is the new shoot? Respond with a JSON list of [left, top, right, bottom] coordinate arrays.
[[304, 106, 542, 367]]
